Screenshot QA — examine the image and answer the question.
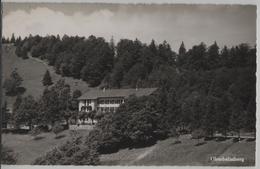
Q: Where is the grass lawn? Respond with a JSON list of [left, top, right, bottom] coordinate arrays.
[[2, 132, 255, 166], [2, 129, 91, 164], [100, 134, 255, 166], [2, 44, 91, 109]]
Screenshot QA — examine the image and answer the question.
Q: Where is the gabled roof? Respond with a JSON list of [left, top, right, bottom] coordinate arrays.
[[78, 88, 157, 100]]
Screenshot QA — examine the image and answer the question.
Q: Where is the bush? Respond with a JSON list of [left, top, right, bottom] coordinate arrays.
[[33, 135, 100, 165], [88, 128, 122, 154], [95, 111, 105, 121], [3, 69, 23, 96], [52, 123, 64, 137], [1, 145, 17, 164], [36, 125, 49, 132], [30, 127, 42, 139], [168, 127, 180, 137], [191, 129, 206, 145], [191, 129, 205, 139]]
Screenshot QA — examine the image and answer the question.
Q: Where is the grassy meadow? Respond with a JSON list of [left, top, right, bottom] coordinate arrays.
[[2, 44, 91, 108], [101, 135, 255, 166], [2, 132, 255, 165], [2, 130, 91, 164]]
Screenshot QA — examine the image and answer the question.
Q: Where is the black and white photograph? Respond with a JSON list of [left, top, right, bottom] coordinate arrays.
[[0, 0, 257, 167]]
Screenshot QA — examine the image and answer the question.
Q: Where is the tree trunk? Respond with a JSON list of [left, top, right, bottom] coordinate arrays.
[[238, 130, 241, 142], [65, 118, 69, 129], [29, 121, 33, 131], [51, 121, 55, 128]]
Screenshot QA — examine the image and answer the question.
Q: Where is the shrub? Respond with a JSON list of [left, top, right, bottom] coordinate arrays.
[[3, 69, 23, 96], [168, 127, 180, 137], [95, 111, 105, 121], [191, 129, 206, 144], [30, 127, 42, 139], [52, 123, 64, 138], [33, 135, 100, 165], [191, 129, 205, 139], [36, 125, 49, 132], [88, 128, 122, 154]]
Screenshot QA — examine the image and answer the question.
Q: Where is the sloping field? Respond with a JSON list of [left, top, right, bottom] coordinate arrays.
[[2, 131, 255, 165], [101, 135, 255, 166], [2, 44, 91, 108], [2, 130, 91, 164]]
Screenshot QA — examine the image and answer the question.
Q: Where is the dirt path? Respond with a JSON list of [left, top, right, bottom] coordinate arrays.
[[28, 53, 51, 69], [127, 145, 157, 165]]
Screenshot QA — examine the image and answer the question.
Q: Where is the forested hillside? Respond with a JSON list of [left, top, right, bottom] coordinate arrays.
[[5, 34, 256, 132], [3, 35, 256, 161]]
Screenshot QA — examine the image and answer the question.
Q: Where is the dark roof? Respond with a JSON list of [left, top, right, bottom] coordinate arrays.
[[78, 88, 157, 100]]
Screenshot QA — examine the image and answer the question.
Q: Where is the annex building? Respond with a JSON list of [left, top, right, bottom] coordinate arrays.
[[78, 88, 157, 113]]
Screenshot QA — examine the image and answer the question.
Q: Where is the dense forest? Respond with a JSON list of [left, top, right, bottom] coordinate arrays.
[[2, 34, 256, 164]]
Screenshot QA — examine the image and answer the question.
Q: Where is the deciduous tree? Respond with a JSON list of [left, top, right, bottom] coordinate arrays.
[[4, 69, 23, 95]]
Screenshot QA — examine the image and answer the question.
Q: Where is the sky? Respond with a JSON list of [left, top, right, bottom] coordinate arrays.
[[2, 3, 256, 51]]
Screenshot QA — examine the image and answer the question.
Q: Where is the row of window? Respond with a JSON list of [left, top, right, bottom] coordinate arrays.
[[98, 99, 124, 105], [85, 99, 124, 105], [80, 106, 118, 112], [80, 106, 92, 111], [97, 107, 118, 112]]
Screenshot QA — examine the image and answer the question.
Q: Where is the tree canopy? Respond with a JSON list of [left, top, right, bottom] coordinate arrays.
[[4, 68, 23, 96]]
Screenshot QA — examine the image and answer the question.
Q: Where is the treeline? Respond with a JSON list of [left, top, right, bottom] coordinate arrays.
[[2, 33, 21, 44], [14, 35, 114, 87], [13, 34, 177, 87]]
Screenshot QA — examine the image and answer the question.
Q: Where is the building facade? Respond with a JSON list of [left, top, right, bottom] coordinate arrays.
[[78, 88, 157, 113]]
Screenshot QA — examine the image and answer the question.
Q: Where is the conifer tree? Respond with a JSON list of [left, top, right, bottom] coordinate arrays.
[[178, 41, 186, 55], [177, 41, 187, 67], [42, 70, 53, 86], [10, 33, 16, 43]]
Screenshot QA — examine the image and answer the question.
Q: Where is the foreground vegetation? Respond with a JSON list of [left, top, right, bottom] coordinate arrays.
[[2, 132, 255, 165], [1, 130, 91, 164]]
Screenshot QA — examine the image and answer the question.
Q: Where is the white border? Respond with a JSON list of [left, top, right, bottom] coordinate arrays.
[[1, 0, 259, 169], [0, 0, 258, 5]]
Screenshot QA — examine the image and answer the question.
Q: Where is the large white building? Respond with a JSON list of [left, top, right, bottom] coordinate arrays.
[[78, 88, 157, 113]]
